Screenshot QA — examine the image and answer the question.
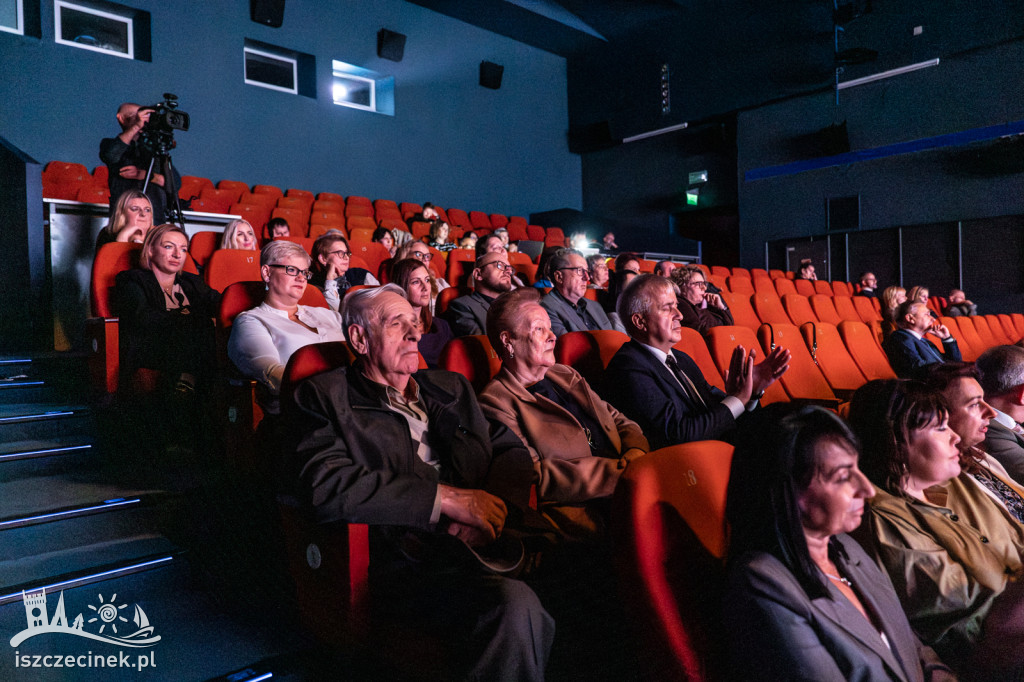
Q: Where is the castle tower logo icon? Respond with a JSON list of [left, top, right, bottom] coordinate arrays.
[[10, 588, 160, 648]]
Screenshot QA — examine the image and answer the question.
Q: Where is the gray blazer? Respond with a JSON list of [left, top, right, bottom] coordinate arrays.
[[444, 291, 492, 337], [724, 534, 950, 681], [540, 289, 625, 336], [984, 420, 1024, 486]]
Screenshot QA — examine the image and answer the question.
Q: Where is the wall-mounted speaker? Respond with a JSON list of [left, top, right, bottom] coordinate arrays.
[[480, 61, 503, 90], [377, 29, 406, 62], [251, 0, 285, 28]]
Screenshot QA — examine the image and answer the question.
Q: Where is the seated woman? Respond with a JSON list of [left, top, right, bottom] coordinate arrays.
[[478, 288, 648, 539], [309, 230, 379, 310], [724, 403, 952, 681], [389, 257, 453, 368], [881, 285, 908, 339], [371, 227, 396, 258], [97, 190, 153, 249], [848, 379, 1024, 674], [228, 240, 346, 414], [392, 240, 450, 309], [586, 254, 609, 289], [220, 219, 258, 250], [670, 264, 733, 335], [114, 223, 220, 393], [427, 220, 456, 252], [796, 258, 817, 280]]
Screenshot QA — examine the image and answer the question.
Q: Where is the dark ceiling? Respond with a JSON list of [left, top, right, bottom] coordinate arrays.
[[408, 0, 1024, 125]]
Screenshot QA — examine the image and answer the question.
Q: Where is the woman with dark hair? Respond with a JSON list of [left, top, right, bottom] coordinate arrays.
[[310, 229, 378, 310], [796, 258, 817, 280], [371, 227, 396, 257], [848, 379, 1024, 675], [724, 402, 952, 681], [599, 254, 642, 322], [113, 223, 220, 393], [427, 220, 456, 252], [389, 257, 453, 368]]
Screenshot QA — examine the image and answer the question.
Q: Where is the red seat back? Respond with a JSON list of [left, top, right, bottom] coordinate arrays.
[[554, 330, 629, 386], [438, 335, 502, 393]]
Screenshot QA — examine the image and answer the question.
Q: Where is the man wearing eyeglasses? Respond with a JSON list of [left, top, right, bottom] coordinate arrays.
[[540, 248, 625, 336], [673, 265, 733, 336], [445, 250, 514, 336], [311, 231, 379, 310]]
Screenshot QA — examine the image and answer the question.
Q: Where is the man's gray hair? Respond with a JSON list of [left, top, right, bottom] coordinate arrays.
[[548, 248, 583, 276], [340, 283, 407, 351], [977, 345, 1024, 396], [617, 274, 678, 337], [260, 239, 310, 268]]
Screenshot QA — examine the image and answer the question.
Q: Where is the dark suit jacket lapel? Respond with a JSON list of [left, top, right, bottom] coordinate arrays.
[[625, 341, 698, 410]]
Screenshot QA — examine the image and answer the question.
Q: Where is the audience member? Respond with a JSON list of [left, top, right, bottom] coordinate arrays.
[[856, 271, 877, 298], [654, 260, 676, 277], [389, 257, 453, 368], [475, 234, 524, 288], [724, 403, 952, 681], [220, 219, 258, 250], [602, 274, 788, 449], [393, 240, 450, 312], [228, 240, 345, 415], [540, 248, 625, 335], [599, 256, 641, 324], [113, 223, 219, 394], [880, 285, 908, 340], [494, 227, 510, 249], [99, 101, 181, 221], [907, 285, 929, 306], [601, 232, 618, 252], [266, 217, 290, 239], [405, 201, 439, 228], [795, 258, 817, 281], [614, 252, 641, 277], [310, 230, 379, 311], [427, 220, 456, 252], [392, 228, 413, 250], [479, 288, 648, 539], [459, 232, 478, 250], [848, 379, 1024, 674], [977, 345, 1024, 485], [944, 289, 977, 317], [882, 300, 961, 379], [533, 247, 559, 289], [371, 227, 396, 257], [445, 250, 514, 336], [670, 264, 733, 335], [97, 190, 154, 249], [586, 255, 609, 289], [285, 285, 552, 680]]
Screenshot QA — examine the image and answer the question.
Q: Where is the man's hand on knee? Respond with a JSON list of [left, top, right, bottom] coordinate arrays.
[[439, 485, 507, 545]]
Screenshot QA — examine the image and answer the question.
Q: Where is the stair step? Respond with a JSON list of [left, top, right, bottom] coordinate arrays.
[[0, 402, 95, 442], [0, 475, 162, 521], [0, 437, 98, 480], [0, 496, 143, 531], [0, 437, 94, 461]]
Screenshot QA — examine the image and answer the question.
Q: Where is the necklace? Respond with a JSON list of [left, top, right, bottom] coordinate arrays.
[[824, 572, 853, 587]]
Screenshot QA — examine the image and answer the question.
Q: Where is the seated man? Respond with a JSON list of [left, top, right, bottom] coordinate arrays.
[[944, 289, 978, 317], [267, 217, 290, 239], [654, 260, 676, 277], [286, 285, 553, 680], [670, 264, 733, 335], [445, 250, 514, 336], [856, 271, 877, 298], [882, 300, 962, 379], [601, 274, 789, 450], [923, 362, 1024, 516], [540, 248, 625, 336], [977, 345, 1024, 485]]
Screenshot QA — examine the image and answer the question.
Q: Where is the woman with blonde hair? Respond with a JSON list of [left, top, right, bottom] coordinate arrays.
[[881, 285, 908, 340], [97, 190, 153, 249], [220, 219, 258, 250]]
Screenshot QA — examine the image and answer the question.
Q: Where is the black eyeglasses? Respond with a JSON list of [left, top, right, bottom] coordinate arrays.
[[327, 249, 351, 258], [484, 261, 511, 272], [268, 264, 313, 281], [413, 251, 434, 262], [558, 267, 590, 279]]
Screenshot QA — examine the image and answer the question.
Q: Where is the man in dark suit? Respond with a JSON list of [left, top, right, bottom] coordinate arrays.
[[601, 275, 789, 450], [287, 285, 552, 680], [541, 248, 625, 336], [977, 345, 1024, 485], [444, 250, 514, 336], [882, 300, 961, 379], [856, 272, 877, 298]]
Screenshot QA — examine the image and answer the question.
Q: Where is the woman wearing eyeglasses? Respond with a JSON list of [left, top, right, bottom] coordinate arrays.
[[97, 190, 154, 249], [309, 230, 379, 311], [228, 240, 346, 415], [671, 264, 733, 336], [392, 240, 450, 313]]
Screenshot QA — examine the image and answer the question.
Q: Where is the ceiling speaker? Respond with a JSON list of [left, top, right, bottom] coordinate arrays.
[[480, 61, 504, 90], [377, 29, 406, 62]]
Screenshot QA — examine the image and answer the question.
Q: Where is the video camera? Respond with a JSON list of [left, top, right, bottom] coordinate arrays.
[[137, 93, 189, 155]]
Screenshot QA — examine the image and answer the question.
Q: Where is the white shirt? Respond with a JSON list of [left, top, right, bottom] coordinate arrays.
[[228, 303, 346, 399]]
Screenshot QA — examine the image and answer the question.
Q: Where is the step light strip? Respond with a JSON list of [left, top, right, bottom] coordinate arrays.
[[0, 556, 175, 605], [0, 498, 141, 530]]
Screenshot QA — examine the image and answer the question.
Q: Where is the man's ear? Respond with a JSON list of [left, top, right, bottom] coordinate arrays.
[[1013, 384, 1024, 407], [472, 267, 483, 282], [348, 324, 369, 356], [631, 312, 647, 333]]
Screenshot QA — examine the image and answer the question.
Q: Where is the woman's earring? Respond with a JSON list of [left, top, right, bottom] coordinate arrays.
[[264, 280, 270, 291]]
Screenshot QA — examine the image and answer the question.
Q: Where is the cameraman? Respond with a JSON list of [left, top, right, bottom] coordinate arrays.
[[99, 102, 182, 222]]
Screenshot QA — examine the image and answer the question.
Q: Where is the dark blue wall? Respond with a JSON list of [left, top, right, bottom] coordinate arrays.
[[0, 0, 580, 217]]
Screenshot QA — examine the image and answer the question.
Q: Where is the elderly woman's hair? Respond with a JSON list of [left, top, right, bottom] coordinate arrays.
[[311, 230, 348, 274], [669, 264, 704, 288], [260, 239, 310, 269], [105, 190, 151, 240], [392, 229, 413, 247], [486, 288, 542, 359], [617, 274, 678, 336], [390, 257, 434, 331], [140, 223, 187, 270], [726, 403, 861, 601], [614, 252, 641, 274], [340, 283, 407, 351], [428, 220, 449, 243], [977, 346, 1024, 397], [847, 379, 949, 496], [220, 219, 254, 249], [586, 254, 607, 270]]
